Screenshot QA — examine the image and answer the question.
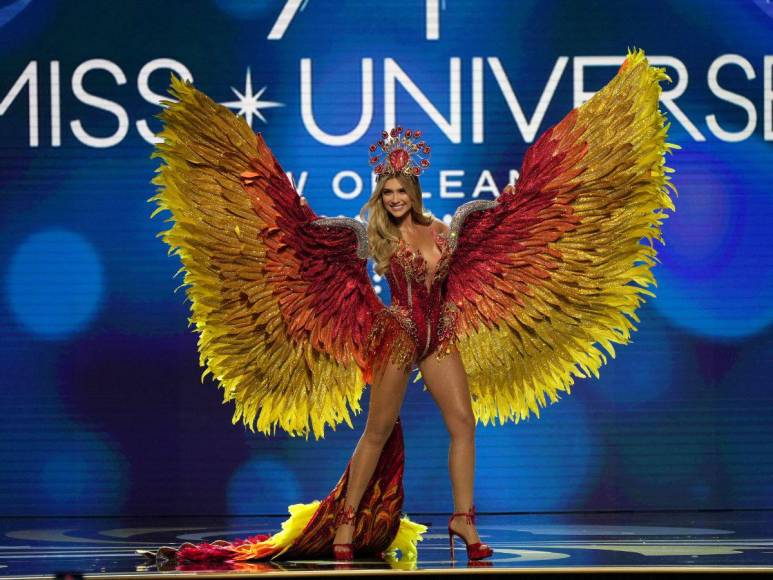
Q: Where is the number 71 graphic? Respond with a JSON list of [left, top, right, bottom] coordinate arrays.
[[268, 0, 443, 40]]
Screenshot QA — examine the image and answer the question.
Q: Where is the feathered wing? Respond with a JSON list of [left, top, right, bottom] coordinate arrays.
[[444, 47, 679, 426], [149, 74, 383, 440]]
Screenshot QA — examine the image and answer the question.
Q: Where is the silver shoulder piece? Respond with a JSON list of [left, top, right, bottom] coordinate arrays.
[[311, 217, 369, 260], [448, 199, 498, 252]]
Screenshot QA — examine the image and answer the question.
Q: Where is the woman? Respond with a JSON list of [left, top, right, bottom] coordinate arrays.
[[140, 47, 677, 566], [312, 168, 492, 560]]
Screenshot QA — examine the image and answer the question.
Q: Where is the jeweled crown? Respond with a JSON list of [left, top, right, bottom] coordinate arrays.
[[368, 126, 431, 177]]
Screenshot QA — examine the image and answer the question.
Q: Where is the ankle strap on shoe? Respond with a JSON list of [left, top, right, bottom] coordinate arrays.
[[450, 504, 477, 525], [334, 503, 356, 526]]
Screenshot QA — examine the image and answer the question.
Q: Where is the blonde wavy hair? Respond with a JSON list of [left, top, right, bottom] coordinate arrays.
[[359, 173, 433, 276]]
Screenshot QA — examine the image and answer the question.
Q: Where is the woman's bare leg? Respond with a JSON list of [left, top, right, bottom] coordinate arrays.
[[418, 346, 482, 544], [333, 360, 410, 546]]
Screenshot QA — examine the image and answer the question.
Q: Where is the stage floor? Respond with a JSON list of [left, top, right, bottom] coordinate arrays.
[[1, 510, 772, 578]]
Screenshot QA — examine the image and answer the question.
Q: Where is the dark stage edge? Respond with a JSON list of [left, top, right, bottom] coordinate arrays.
[[1, 510, 773, 578]]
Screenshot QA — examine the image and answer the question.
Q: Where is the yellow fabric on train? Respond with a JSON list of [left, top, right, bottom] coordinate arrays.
[[228, 498, 426, 564], [230, 500, 321, 560], [384, 514, 429, 562]]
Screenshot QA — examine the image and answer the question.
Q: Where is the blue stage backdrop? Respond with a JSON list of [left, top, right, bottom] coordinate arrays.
[[1, 0, 772, 517]]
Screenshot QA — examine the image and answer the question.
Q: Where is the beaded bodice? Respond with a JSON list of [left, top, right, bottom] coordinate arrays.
[[392, 229, 452, 292], [384, 229, 456, 361]]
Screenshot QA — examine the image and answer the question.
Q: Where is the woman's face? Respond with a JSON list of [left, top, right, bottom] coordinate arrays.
[[381, 177, 412, 220]]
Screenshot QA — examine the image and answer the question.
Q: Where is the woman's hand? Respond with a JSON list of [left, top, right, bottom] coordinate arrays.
[[299, 196, 308, 207]]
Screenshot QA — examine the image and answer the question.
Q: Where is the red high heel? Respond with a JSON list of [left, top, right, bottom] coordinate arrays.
[[332, 503, 356, 561], [447, 504, 493, 561]]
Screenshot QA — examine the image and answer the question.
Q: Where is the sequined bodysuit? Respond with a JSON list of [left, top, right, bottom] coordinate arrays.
[[371, 229, 459, 372]]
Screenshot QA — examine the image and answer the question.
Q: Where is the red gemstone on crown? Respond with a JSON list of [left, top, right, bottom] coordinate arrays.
[[406, 129, 412, 137], [375, 164, 384, 174], [412, 166, 421, 175], [414, 130, 422, 138], [369, 144, 377, 152], [388, 148, 410, 172]]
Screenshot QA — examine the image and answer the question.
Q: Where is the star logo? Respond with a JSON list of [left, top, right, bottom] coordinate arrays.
[[220, 68, 284, 128]]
